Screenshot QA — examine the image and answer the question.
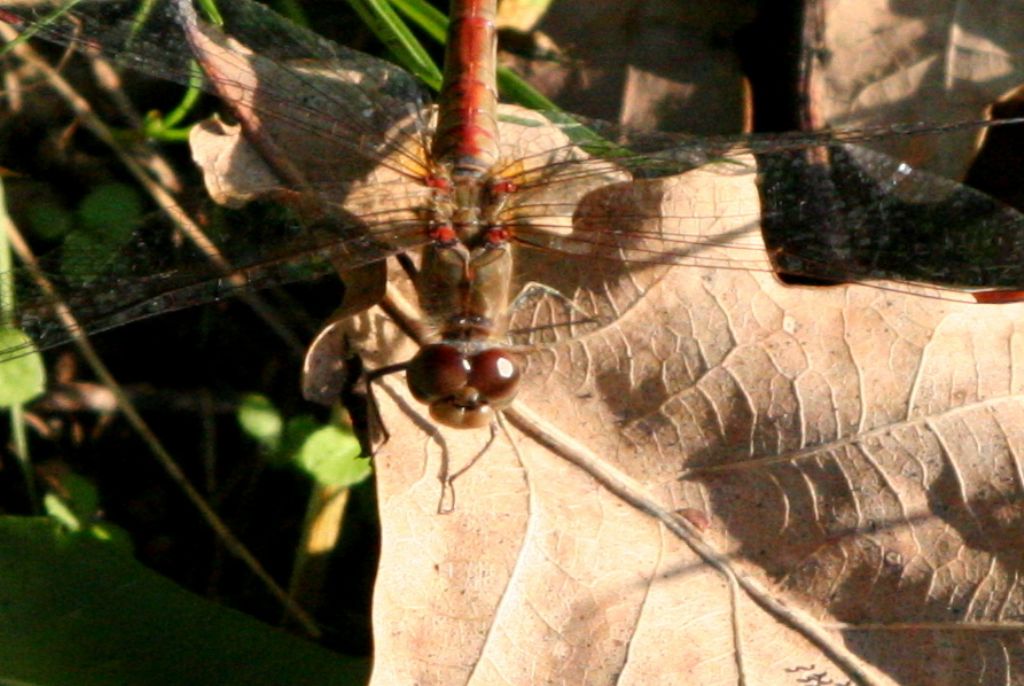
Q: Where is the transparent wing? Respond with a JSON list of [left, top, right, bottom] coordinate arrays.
[[0, 0, 436, 183], [487, 109, 1024, 346], [0, 199, 433, 363], [0, 0, 440, 361]]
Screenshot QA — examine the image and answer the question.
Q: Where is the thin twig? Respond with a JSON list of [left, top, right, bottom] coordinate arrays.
[[504, 401, 888, 686]]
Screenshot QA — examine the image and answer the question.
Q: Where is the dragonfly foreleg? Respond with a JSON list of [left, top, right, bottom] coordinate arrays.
[[437, 420, 499, 514], [507, 280, 593, 320]]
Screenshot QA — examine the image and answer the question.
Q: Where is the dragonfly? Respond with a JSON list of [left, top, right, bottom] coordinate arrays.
[[2, 0, 1024, 429]]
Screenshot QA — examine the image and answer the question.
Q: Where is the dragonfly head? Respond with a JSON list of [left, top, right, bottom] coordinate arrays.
[[406, 343, 520, 429]]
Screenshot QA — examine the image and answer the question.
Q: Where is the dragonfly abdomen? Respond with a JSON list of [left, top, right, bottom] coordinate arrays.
[[431, 0, 499, 177]]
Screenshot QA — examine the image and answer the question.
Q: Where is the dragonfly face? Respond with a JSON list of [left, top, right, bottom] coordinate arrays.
[[406, 343, 520, 429]]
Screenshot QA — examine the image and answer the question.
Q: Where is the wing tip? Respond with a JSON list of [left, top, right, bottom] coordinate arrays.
[[973, 289, 1024, 304]]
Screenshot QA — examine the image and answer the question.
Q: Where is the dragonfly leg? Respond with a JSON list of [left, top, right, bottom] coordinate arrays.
[[302, 262, 387, 405], [437, 420, 499, 514], [363, 362, 411, 449], [507, 281, 594, 320]]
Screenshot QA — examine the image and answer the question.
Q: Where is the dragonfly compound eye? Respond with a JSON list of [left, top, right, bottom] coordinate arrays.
[[407, 344, 471, 403], [468, 349, 520, 408], [405, 345, 521, 429]]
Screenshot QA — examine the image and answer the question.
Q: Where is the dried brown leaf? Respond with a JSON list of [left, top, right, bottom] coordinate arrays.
[[809, 0, 1024, 179]]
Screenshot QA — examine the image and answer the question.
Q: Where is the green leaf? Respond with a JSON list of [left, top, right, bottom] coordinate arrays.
[[293, 425, 370, 488], [42, 492, 81, 531], [76, 182, 144, 237], [280, 415, 319, 460], [60, 183, 145, 283], [25, 201, 73, 241], [85, 521, 134, 550], [237, 393, 283, 449], [59, 470, 101, 518], [0, 329, 44, 407], [42, 491, 134, 549], [0, 517, 369, 686], [42, 471, 113, 539]]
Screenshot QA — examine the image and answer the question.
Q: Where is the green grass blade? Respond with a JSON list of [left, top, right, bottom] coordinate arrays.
[[0, 0, 82, 55], [388, 0, 446, 43], [0, 178, 44, 512], [347, 0, 442, 90]]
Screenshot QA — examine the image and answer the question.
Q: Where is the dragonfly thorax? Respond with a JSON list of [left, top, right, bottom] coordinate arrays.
[[449, 174, 486, 243], [427, 165, 514, 248], [409, 167, 520, 428], [415, 219, 514, 341]]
